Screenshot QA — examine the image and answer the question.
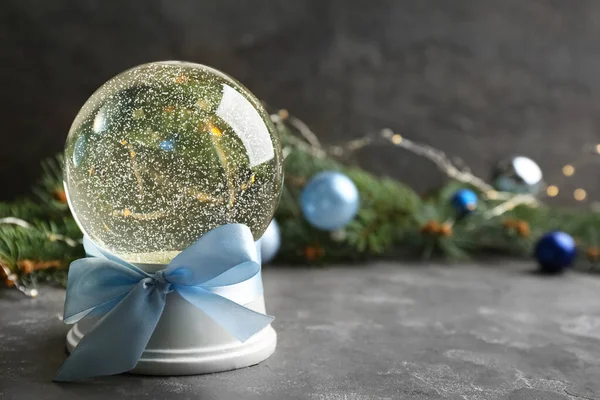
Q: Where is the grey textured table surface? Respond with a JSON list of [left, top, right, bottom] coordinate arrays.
[[1, 262, 599, 400]]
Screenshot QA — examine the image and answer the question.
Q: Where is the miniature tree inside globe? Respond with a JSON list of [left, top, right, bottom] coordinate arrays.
[[64, 61, 283, 264]]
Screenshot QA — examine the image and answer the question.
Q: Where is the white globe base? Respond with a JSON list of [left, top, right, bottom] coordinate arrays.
[[65, 266, 277, 376]]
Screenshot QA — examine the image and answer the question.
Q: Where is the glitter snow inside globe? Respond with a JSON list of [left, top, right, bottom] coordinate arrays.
[[64, 61, 283, 264]]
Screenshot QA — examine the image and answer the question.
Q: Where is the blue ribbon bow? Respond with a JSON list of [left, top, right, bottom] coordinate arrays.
[[54, 223, 274, 382]]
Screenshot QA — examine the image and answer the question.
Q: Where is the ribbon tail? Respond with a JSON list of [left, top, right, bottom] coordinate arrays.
[[63, 294, 127, 324], [177, 285, 274, 343], [53, 281, 166, 382]]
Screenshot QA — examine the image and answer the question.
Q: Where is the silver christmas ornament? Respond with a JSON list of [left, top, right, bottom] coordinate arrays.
[[493, 156, 543, 194]]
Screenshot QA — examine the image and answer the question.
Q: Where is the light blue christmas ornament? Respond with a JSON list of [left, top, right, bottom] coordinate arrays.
[[259, 219, 281, 264], [300, 171, 359, 231], [159, 140, 175, 152]]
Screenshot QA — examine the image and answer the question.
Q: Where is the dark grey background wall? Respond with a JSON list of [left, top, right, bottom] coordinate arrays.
[[1, 0, 599, 204]]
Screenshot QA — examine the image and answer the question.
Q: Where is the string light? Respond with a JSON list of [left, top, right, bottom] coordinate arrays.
[[0, 217, 30, 228], [379, 129, 538, 210], [553, 143, 600, 203], [487, 191, 499, 200], [279, 120, 540, 216], [574, 189, 587, 201], [562, 164, 575, 177], [0, 216, 82, 297], [274, 108, 591, 219], [546, 185, 559, 197], [296, 123, 539, 215]]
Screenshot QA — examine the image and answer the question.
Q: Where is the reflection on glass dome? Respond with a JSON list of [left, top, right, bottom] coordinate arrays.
[[216, 85, 275, 168]]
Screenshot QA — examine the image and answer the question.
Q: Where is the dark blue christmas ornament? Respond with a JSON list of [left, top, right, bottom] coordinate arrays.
[[300, 171, 360, 231], [451, 189, 478, 214], [259, 219, 281, 264], [534, 231, 576, 273]]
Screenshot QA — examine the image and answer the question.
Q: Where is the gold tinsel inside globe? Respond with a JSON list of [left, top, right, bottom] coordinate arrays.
[[64, 61, 283, 264]]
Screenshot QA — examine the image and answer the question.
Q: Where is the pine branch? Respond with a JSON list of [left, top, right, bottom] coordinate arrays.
[[2, 108, 600, 296]]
